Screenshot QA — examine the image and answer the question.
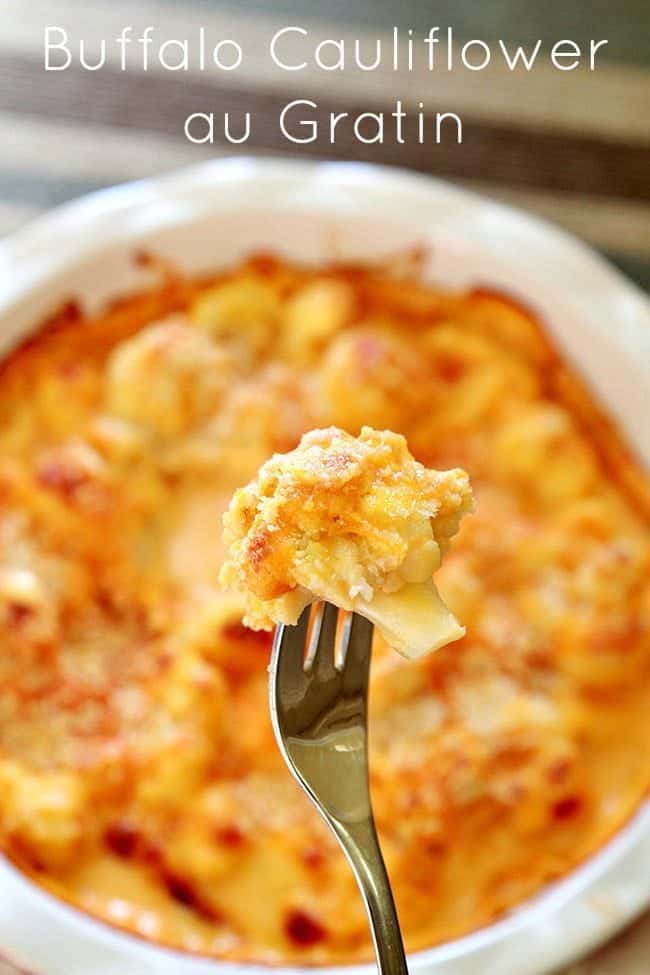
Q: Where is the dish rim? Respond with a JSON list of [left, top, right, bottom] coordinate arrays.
[[0, 156, 648, 975]]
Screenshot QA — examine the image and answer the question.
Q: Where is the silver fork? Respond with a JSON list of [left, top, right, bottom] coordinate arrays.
[[269, 601, 409, 975]]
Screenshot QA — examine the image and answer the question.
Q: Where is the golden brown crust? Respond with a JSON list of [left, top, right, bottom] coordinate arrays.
[[0, 253, 648, 963], [219, 426, 472, 654]]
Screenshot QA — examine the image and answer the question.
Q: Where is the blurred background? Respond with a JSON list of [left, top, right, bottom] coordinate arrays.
[[0, 0, 648, 290], [0, 1, 648, 973]]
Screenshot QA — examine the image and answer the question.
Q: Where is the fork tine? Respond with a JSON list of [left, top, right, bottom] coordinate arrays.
[[304, 602, 323, 671], [340, 611, 373, 689], [305, 601, 338, 679], [270, 605, 310, 689]]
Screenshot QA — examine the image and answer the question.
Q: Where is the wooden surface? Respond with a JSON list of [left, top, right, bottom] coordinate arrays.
[[0, 1, 648, 972]]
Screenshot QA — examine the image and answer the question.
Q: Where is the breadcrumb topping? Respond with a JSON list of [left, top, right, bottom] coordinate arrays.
[[220, 426, 472, 656]]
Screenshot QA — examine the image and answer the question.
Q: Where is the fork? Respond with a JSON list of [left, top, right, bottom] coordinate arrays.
[[269, 601, 409, 975]]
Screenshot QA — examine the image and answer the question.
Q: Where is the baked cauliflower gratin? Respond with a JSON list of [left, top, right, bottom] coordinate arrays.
[[220, 426, 473, 657], [0, 253, 649, 964]]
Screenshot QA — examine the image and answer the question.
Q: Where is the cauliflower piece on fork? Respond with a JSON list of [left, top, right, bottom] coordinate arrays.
[[220, 426, 473, 658]]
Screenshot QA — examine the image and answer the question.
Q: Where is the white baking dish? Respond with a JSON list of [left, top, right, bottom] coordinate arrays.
[[0, 158, 648, 975]]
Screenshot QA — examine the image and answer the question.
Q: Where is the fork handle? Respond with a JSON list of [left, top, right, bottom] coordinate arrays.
[[332, 816, 409, 975]]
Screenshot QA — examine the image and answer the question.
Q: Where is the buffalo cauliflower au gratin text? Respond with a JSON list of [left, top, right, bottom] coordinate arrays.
[[0, 255, 648, 963], [220, 426, 473, 657]]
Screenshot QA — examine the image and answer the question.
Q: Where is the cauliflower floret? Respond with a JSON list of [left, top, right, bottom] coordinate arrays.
[[35, 440, 112, 514], [281, 280, 355, 365], [220, 427, 473, 658], [320, 326, 428, 432], [134, 648, 227, 812], [160, 363, 317, 483], [0, 761, 89, 869], [190, 277, 281, 358], [494, 404, 598, 505], [106, 318, 232, 438]]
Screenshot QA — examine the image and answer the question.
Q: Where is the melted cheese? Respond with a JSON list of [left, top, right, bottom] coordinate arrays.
[[0, 257, 648, 964]]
